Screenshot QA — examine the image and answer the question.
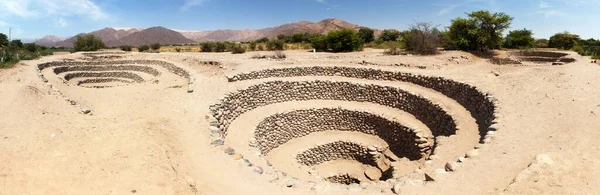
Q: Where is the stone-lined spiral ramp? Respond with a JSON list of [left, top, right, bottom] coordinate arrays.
[[35, 59, 194, 113], [208, 66, 498, 191], [37, 60, 191, 88]]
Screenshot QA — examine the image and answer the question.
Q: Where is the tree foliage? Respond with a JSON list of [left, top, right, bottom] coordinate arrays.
[[403, 22, 443, 55], [0, 33, 8, 47], [138, 45, 150, 52], [358, 27, 375, 43], [310, 34, 328, 51], [445, 10, 513, 51], [266, 40, 285, 51], [150, 43, 161, 50], [119, 45, 132, 51], [548, 32, 580, 50], [378, 29, 401, 42], [73, 34, 106, 52], [503, 29, 535, 49], [310, 29, 363, 52], [535, 39, 549, 48]]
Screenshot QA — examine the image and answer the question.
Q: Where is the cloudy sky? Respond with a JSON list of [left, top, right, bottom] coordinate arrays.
[[0, 0, 598, 41]]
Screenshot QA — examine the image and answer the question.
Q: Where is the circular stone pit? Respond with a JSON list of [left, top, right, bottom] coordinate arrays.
[[209, 66, 499, 190]]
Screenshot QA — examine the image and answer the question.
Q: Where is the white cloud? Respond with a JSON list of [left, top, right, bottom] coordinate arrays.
[[0, 0, 108, 20], [0, 21, 7, 27], [438, 5, 459, 16], [539, 1, 551, 8], [56, 17, 68, 27], [536, 10, 565, 17], [181, 0, 210, 11], [316, 0, 326, 3]]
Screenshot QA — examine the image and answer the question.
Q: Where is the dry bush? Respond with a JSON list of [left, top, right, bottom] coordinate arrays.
[[404, 22, 443, 55], [250, 51, 286, 59], [384, 46, 402, 55], [273, 51, 286, 59]]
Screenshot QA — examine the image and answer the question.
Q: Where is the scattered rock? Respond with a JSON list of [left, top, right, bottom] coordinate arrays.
[[211, 139, 224, 146], [445, 162, 458, 172], [424, 172, 436, 182], [223, 147, 235, 155], [393, 182, 402, 194], [466, 149, 480, 158], [253, 166, 264, 174]]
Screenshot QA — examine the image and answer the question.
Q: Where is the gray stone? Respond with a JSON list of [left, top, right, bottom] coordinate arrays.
[[223, 147, 235, 155], [211, 139, 224, 146], [253, 166, 264, 174]]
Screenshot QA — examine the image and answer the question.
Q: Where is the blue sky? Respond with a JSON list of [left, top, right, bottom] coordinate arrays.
[[0, 0, 598, 41]]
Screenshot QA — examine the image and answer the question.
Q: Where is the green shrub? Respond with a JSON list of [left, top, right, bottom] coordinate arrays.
[[23, 43, 39, 53], [215, 42, 228, 52], [200, 42, 215, 52], [378, 29, 401, 42], [73, 34, 106, 52], [326, 29, 364, 52], [138, 45, 150, 52], [266, 40, 285, 51], [119, 45, 132, 51], [150, 43, 161, 50], [504, 29, 535, 49], [249, 42, 257, 51], [0, 33, 8, 47], [311, 35, 328, 51], [231, 44, 246, 54], [257, 45, 265, 51], [549, 32, 580, 50], [255, 37, 269, 43], [358, 28, 375, 43]]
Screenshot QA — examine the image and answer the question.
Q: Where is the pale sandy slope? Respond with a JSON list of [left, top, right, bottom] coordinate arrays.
[[0, 49, 599, 195]]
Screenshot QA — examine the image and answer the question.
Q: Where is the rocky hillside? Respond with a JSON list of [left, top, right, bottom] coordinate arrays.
[[34, 36, 66, 47], [53, 28, 143, 48], [116, 27, 195, 46], [37, 18, 379, 48], [179, 18, 370, 42]]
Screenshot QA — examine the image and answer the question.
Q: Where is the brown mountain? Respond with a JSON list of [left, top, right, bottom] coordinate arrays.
[[55, 27, 142, 48], [34, 36, 67, 47], [178, 18, 375, 42], [116, 27, 195, 46], [40, 18, 379, 48]]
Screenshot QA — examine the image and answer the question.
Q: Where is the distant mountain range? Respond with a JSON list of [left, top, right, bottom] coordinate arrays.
[[35, 18, 379, 48]]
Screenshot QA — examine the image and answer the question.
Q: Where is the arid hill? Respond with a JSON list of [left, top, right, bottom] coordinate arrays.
[[179, 18, 377, 42], [36, 18, 380, 47]]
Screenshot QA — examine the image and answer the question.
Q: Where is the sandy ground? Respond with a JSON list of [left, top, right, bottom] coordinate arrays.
[[1, 49, 599, 195]]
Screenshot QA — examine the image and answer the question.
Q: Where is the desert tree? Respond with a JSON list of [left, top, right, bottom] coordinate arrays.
[[9, 40, 23, 48], [73, 34, 106, 52], [0, 33, 8, 48], [548, 32, 580, 50], [326, 29, 364, 52], [378, 29, 401, 42], [445, 10, 513, 51], [310, 34, 328, 51], [503, 29, 535, 49], [358, 27, 375, 43]]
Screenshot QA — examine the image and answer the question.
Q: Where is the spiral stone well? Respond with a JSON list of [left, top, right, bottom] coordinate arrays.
[[209, 66, 498, 187]]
